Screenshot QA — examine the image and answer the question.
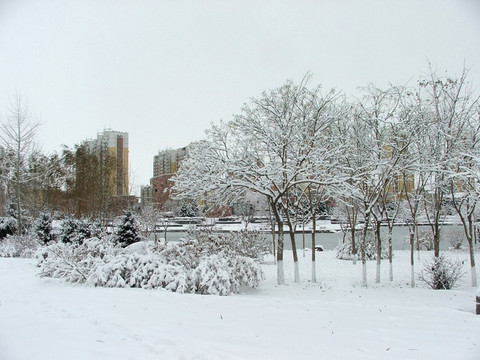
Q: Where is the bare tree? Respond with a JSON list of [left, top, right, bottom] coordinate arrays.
[[447, 77, 480, 287], [0, 95, 40, 234], [337, 84, 409, 286], [137, 204, 161, 246], [417, 66, 477, 259], [173, 76, 344, 285]]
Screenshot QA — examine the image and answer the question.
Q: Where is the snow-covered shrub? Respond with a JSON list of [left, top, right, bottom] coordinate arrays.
[[37, 231, 265, 295], [335, 239, 389, 261], [116, 211, 141, 247], [192, 255, 232, 295], [229, 256, 264, 290], [0, 216, 17, 239], [188, 230, 270, 262], [35, 211, 54, 244], [0, 235, 40, 258], [159, 239, 199, 269], [191, 255, 264, 295], [38, 236, 119, 282], [418, 254, 465, 290]]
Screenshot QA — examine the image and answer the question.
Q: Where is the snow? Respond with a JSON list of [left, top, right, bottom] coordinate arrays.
[[158, 218, 342, 233], [1, 251, 479, 360]]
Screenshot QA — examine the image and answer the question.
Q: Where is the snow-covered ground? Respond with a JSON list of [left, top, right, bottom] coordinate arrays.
[[1, 250, 479, 360]]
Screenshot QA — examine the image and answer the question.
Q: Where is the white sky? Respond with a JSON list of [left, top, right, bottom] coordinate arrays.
[[1, 0, 479, 195]]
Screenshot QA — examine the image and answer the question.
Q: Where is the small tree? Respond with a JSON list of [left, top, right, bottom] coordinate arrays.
[[0, 207, 17, 239], [35, 211, 53, 244], [418, 254, 465, 289], [179, 201, 198, 217], [116, 211, 141, 247]]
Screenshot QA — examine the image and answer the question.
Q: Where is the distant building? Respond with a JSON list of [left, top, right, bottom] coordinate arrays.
[[153, 147, 188, 177], [85, 129, 129, 197], [151, 174, 175, 207], [146, 146, 190, 210], [140, 185, 153, 206]]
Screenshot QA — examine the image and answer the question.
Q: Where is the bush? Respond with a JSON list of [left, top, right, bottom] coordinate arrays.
[[188, 230, 270, 262], [37, 232, 265, 295], [418, 254, 465, 289], [37, 236, 119, 282], [0, 216, 17, 239], [0, 235, 40, 258], [335, 240, 389, 261]]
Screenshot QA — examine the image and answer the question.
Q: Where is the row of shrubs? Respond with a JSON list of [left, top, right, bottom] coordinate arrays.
[[38, 231, 268, 295]]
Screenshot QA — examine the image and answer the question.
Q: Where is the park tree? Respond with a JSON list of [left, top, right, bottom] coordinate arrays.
[[335, 84, 411, 286], [117, 211, 141, 247], [174, 75, 344, 285], [416, 67, 478, 260], [70, 143, 116, 220], [35, 210, 54, 244], [0, 95, 40, 234], [137, 203, 162, 246], [444, 70, 480, 287]]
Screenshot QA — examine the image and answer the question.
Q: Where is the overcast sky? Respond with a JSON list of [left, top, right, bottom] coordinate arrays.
[[1, 0, 479, 195]]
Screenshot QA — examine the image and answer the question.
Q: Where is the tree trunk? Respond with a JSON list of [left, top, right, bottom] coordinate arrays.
[[467, 231, 477, 287], [361, 217, 370, 286], [302, 225, 306, 258], [289, 230, 300, 283], [271, 228, 276, 265], [388, 227, 393, 282], [375, 219, 381, 284], [271, 204, 285, 285], [433, 223, 440, 258], [311, 216, 317, 283], [410, 231, 415, 288], [351, 227, 357, 265], [277, 229, 285, 285]]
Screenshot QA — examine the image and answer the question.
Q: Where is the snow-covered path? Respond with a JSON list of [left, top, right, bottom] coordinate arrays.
[[1, 251, 479, 359]]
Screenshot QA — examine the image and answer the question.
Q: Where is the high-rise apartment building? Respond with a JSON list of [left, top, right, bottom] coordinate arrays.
[[153, 147, 188, 177], [85, 129, 129, 197], [149, 146, 188, 208]]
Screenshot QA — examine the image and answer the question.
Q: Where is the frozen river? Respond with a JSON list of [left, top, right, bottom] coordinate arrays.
[[153, 225, 471, 251]]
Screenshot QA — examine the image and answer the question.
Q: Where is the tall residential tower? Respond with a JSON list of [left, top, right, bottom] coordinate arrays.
[[85, 129, 129, 197]]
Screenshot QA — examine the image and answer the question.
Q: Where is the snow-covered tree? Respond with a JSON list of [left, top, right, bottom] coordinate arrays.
[[0, 213, 17, 239], [444, 70, 480, 287], [0, 95, 40, 234], [35, 211, 54, 245], [179, 200, 198, 217], [116, 211, 141, 247], [451, 175, 479, 288], [334, 84, 411, 286], [173, 75, 345, 285], [415, 67, 478, 260], [59, 217, 102, 244], [137, 204, 161, 246]]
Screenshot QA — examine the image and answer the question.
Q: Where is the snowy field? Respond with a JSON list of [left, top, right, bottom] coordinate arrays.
[[1, 250, 479, 360]]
